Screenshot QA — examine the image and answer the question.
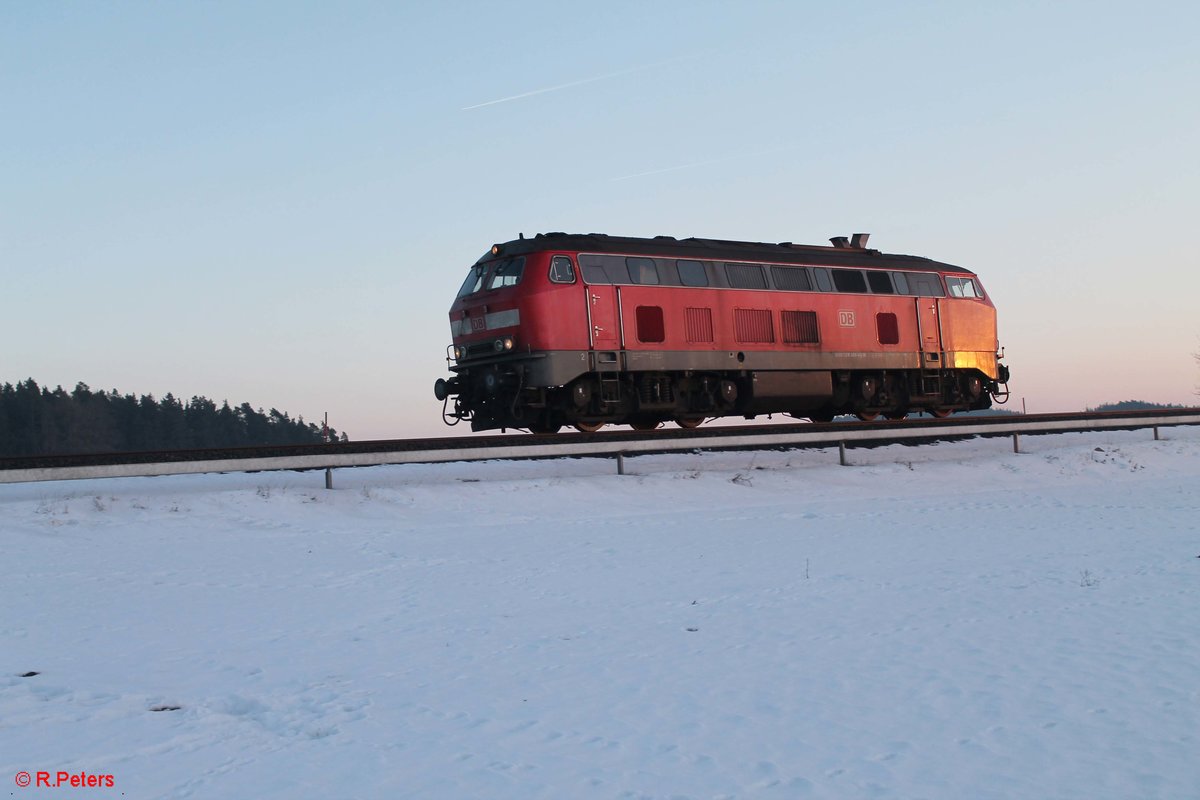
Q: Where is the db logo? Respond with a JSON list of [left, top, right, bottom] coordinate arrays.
[[838, 310, 856, 327]]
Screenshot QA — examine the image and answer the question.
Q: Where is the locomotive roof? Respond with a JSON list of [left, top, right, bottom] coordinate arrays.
[[477, 232, 973, 274]]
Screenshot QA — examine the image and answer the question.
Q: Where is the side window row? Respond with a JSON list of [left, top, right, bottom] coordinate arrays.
[[571, 254, 961, 298], [521, 255, 978, 302]]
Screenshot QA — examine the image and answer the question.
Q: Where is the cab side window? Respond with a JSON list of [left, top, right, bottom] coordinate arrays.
[[579, 254, 612, 284], [905, 272, 946, 297], [549, 255, 576, 284]]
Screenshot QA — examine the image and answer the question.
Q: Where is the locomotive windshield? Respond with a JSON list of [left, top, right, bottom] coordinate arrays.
[[456, 257, 526, 298], [456, 264, 487, 298], [486, 257, 525, 290], [947, 276, 983, 298]]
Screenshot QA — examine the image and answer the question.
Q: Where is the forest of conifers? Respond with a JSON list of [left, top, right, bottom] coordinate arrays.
[[0, 379, 345, 457]]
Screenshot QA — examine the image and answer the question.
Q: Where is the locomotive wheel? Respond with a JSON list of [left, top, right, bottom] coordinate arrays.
[[855, 411, 880, 422], [629, 420, 659, 431], [808, 410, 835, 423], [529, 423, 562, 434], [928, 407, 953, 419], [574, 421, 604, 433], [884, 409, 908, 420], [675, 417, 704, 429]]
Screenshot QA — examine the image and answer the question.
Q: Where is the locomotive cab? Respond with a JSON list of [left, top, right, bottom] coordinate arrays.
[[435, 243, 593, 432]]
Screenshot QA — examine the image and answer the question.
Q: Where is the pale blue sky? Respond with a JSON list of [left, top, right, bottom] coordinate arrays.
[[4, 1, 1198, 439]]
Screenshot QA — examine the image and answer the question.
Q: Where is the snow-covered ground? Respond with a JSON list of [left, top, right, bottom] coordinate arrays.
[[3, 427, 1199, 799]]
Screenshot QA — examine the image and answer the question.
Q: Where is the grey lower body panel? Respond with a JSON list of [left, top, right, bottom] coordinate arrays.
[[453, 349, 924, 390], [616, 348, 920, 375]]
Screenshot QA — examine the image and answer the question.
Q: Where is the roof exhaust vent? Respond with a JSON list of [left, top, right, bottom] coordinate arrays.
[[830, 236, 850, 249], [851, 233, 870, 249]]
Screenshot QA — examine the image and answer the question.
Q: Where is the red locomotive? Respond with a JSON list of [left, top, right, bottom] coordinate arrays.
[[434, 232, 1009, 433]]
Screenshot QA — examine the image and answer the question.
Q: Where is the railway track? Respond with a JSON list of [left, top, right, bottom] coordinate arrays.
[[2, 408, 1198, 485]]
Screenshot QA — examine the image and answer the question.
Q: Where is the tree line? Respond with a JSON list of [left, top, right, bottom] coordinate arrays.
[[1087, 400, 1187, 412], [0, 379, 347, 457]]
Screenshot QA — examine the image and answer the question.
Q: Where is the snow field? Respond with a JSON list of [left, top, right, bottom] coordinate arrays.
[[2, 427, 1199, 799]]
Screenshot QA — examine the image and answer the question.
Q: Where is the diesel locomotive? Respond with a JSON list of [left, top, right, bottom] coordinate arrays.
[[433, 232, 1009, 433]]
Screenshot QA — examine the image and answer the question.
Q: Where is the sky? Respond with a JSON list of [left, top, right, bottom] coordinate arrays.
[[3, 1, 1199, 440]]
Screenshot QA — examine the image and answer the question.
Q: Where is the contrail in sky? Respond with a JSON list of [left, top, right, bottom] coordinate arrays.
[[609, 144, 800, 182], [462, 53, 711, 111]]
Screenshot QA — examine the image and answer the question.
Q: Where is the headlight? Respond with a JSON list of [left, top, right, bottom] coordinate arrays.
[[503, 336, 514, 351], [453, 346, 464, 359], [493, 337, 515, 352]]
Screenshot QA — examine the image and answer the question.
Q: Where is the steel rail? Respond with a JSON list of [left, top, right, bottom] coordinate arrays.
[[1, 409, 1198, 485]]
